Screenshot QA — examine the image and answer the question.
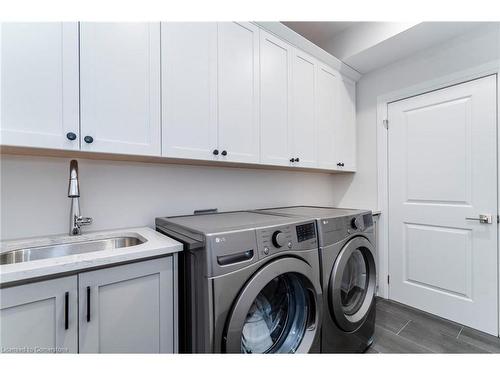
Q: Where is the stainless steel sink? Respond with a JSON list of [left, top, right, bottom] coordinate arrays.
[[0, 236, 145, 265]]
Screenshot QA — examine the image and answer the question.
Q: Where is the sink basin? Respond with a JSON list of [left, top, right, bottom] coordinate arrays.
[[0, 236, 145, 265]]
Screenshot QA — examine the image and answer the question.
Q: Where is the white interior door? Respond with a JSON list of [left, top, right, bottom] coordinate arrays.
[[388, 75, 498, 335]]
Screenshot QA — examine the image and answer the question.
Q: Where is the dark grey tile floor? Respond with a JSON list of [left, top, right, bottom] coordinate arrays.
[[367, 298, 500, 353]]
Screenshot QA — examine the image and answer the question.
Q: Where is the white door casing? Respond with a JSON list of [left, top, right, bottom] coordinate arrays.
[[259, 29, 292, 166], [162, 22, 218, 160], [217, 22, 260, 163], [0, 23, 79, 150], [388, 75, 498, 335], [79, 22, 161, 156]]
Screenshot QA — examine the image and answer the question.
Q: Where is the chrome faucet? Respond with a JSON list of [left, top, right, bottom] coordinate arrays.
[[68, 160, 93, 235]]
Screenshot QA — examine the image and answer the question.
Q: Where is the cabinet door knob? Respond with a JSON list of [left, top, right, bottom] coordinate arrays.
[[66, 132, 77, 141], [294, 158, 299, 162], [221, 150, 227, 156], [84, 136, 94, 144], [213, 149, 219, 155]]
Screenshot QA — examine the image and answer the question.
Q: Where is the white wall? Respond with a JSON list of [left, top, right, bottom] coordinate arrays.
[[0, 155, 349, 240], [332, 23, 500, 211], [2, 24, 498, 242]]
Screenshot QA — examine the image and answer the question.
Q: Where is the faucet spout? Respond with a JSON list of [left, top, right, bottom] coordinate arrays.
[[68, 160, 80, 198], [68, 160, 92, 235]]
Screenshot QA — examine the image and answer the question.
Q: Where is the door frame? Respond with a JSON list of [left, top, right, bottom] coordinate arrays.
[[375, 60, 500, 334]]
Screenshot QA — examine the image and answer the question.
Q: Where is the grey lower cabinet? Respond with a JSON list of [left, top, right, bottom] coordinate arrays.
[[0, 276, 79, 353], [79, 257, 175, 353], [0, 256, 177, 354]]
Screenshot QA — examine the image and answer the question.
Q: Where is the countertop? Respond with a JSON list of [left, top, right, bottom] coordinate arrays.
[[0, 227, 182, 287]]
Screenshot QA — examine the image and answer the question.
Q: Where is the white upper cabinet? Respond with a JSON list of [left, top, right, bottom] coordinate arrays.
[[162, 22, 218, 160], [335, 78, 356, 171], [0, 23, 79, 150], [316, 63, 338, 170], [290, 49, 317, 168], [1, 22, 356, 173], [80, 23, 161, 156], [217, 22, 260, 163], [259, 30, 292, 166]]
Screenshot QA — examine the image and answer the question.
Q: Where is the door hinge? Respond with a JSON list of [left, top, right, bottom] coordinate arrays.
[[497, 215, 500, 223], [383, 119, 389, 129], [387, 275, 390, 284]]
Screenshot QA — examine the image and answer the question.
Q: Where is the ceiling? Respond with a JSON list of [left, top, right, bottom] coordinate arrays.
[[281, 22, 364, 45], [282, 22, 490, 74]]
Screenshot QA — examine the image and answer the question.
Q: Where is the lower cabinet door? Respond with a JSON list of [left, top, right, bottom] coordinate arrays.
[[0, 276, 78, 353], [78, 257, 175, 353]]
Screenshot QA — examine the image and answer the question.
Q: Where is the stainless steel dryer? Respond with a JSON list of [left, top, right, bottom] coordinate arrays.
[[156, 211, 322, 353], [258, 206, 377, 353]]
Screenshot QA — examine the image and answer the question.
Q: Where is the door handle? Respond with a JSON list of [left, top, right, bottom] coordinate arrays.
[[64, 292, 69, 330], [465, 214, 493, 224], [86, 286, 91, 322]]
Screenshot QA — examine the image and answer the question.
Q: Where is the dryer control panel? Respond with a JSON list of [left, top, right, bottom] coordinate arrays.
[[318, 213, 374, 247], [256, 221, 317, 259]]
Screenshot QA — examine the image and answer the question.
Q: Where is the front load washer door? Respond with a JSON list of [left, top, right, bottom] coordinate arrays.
[[329, 236, 376, 332], [224, 257, 322, 353]]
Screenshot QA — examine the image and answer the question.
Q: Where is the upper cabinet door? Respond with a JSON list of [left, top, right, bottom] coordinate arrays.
[[80, 23, 161, 156], [291, 49, 317, 168], [0, 23, 79, 150], [335, 78, 356, 171], [259, 30, 292, 166], [316, 64, 338, 170], [217, 22, 260, 163], [162, 23, 218, 161]]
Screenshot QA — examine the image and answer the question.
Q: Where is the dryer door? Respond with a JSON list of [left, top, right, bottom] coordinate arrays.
[[224, 257, 322, 353], [329, 236, 376, 332]]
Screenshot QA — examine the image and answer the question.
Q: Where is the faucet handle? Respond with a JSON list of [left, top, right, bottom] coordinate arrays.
[[75, 216, 93, 226]]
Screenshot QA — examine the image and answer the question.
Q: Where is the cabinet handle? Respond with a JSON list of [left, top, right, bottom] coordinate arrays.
[[294, 158, 299, 162], [86, 286, 91, 322], [84, 136, 94, 144], [337, 162, 345, 167], [66, 132, 77, 141], [213, 149, 219, 155], [221, 150, 227, 156], [290, 158, 295, 163], [64, 292, 69, 330]]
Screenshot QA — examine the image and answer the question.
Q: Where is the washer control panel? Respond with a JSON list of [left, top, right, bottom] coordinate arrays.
[[257, 221, 317, 259], [296, 222, 316, 242]]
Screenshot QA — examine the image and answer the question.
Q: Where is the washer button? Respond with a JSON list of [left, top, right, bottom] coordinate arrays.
[[287, 242, 292, 248], [263, 247, 270, 255]]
